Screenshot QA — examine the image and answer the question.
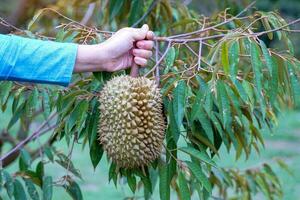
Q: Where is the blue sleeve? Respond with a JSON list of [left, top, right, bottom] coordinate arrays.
[[0, 34, 78, 87]]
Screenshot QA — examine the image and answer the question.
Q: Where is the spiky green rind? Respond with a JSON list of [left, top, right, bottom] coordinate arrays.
[[98, 75, 166, 168]]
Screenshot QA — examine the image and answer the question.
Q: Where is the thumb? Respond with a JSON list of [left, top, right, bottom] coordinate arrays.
[[132, 24, 149, 40]]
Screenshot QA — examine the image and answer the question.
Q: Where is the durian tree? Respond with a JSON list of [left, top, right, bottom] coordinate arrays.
[[0, 0, 300, 199]]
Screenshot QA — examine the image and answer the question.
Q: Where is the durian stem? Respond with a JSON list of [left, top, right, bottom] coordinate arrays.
[[130, 63, 139, 77]]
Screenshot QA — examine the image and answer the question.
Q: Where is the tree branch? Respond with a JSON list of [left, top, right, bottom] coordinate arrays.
[[0, 112, 57, 165], [168, 1, 256, 39]]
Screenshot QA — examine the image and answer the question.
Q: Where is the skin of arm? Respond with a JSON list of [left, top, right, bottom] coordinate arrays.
[[74, 24, 154, 73]]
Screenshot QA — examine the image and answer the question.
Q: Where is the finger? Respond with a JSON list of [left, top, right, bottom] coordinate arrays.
[[136, 40, 154, 50], [133, 49, 153, 59], [132, 24, 149, 40], [146, 31, 155, 40], [134, 57, 148, 67]]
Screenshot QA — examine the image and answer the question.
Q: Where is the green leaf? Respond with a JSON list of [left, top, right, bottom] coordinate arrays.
[[88, 99, 100, 147], [229, 40, 239, 78], [93, 71, 112, 83], [67, 101, 89, 133], [250, 42, 265, 118], [168, 101, 180, 142], [221, 41, 230, 74], [286, 38, 294, 55], [41, 89, 51, 117], [7, 101, 26, 130], [44, 147, 54, 162], [24, 179, 40, 200], [0, 82, 12, 108], [64, 179, 83, 200], [141, 175, 152, 195], [186, 161, 211, 193], [216, 81, 231, 129], [89, 139, 103, 170], [36, 161, 44, 181], [194, 107, 214, 144], [263, 164, 280, 186], [0, 169, 3, 188], [13, 179, 27, 200], [20, 149, 31, 168], [159, 164, 170, 200], [251, 42, 263, 92], [276, 159, 293, 175], [268, 13, 283, 40], [165, 47, 176, 72], [11, 89, 23, 113], [180, 147, 217, 167], [3, 171, 14, 198], [287, 61, 300, 104], [26, 87, 39, 117], [255, 174, 271, 199], [42, 176, 53, 200], [270, 57, 278, 104], [261, 17, 273, 40], [108, 163, 118, 186], [109, 0, 125, 21], [178, 171, 191, 200], [166, 138, 177, 184], [206, 111, 229, 149], [172, 81, 186, 130], [128, 0, 144, 26], [191, 90, 204, 121], [259, 40, 273, 74], [127, 174, 137, 193], [23, 170, 42, 187]]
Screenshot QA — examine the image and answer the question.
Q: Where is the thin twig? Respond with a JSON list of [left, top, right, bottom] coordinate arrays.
[[168, 1, 256, 39], [144, 41, 171, 77], [255, 18, 300, 37], [197, 40, 203, 71], [0, 112, 56, 162], [32, 7, 113, 35], [0, 17, 23, 32], [155, 41, 160, 85]]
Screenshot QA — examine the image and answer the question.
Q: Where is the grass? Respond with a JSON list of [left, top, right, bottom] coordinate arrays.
[[1, 110, 300, 199]]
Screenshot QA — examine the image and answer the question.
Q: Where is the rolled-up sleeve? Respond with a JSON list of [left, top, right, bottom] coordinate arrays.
[[0, 34, 78, 87]]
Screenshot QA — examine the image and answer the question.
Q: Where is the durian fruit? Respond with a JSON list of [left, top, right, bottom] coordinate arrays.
[[98, 75, 166, 169]]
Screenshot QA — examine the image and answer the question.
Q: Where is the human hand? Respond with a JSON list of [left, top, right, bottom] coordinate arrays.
[[74, 24, 154, 73]]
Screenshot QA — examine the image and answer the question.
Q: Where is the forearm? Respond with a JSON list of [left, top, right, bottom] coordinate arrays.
[[0, 34, 77, 86], [74, 44, 108, 73]]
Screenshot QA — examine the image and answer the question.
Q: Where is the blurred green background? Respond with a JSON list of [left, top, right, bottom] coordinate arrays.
[[1, 0, 300, 199]]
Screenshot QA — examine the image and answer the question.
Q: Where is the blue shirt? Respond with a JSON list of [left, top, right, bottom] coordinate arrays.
[[0, 34, 78, 87]]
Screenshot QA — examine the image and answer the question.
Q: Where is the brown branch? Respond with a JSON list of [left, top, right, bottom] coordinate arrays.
[[0, 112, 57, 165]]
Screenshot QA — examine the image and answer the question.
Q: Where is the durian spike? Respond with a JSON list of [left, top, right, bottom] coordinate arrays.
[[130, 63, 139, 78]]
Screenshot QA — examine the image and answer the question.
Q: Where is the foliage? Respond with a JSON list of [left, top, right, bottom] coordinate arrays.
[[1, 0, 300, 199]]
